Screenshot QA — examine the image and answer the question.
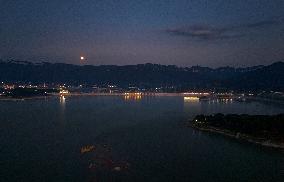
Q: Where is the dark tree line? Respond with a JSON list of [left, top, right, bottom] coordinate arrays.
[[193, 114, 284, 141], [6, 88, 59, 98]]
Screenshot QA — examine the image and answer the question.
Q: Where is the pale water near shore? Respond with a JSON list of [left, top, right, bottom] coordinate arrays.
[[1, 96, 284, 181]]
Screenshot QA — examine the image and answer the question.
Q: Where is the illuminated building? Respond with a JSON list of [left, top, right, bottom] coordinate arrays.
[[59, 90, 69, 95], [124, 92, 142, 100], [184, 96, 199, 102]]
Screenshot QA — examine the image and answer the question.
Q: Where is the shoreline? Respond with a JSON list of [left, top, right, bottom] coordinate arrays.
[[62, 92, 193, 96], [246, 96, 284, 105], [1, 92, 284, 103], [0, 95, 56, 101], [0, 92, 197, 101], [188, 122, 284, 150]]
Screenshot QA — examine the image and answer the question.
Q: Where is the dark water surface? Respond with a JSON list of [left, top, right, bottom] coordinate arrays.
[[1, 96, 284, 182]]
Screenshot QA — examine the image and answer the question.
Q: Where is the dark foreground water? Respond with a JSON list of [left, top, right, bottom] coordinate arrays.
[[1, 96, 284, 182]]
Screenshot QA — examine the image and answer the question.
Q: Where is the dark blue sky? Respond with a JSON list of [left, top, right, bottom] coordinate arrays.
[[1, 0, 284, 67]]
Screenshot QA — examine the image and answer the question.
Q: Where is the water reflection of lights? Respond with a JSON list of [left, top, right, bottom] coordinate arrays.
[[123, 93, 142, 100], [184, 96, 199, 102], [220, 98, 233, 103], [60, 95, 66, 104], [124, 95, 142, 100], [59, 95, 66, 125], [208, 98, 233, 104]]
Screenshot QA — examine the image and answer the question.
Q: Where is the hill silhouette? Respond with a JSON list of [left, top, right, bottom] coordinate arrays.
[[0, 60, 283, 91]]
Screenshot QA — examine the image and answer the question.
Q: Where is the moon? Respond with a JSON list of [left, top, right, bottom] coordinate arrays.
[[80, 56, 85, 60]]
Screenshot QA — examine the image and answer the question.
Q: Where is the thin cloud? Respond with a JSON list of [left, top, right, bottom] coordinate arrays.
[[166, 17, 283, 41], [166, 25, 241, 40]]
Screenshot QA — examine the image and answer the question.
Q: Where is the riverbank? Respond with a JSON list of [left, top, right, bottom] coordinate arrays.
[[188, 114, 284, 149], [246, 96, 284, 105], [60, 92, 193, 96], [0, 95, 56, 101], [189, 123, 284, 149], [0, 92, 200, 100]]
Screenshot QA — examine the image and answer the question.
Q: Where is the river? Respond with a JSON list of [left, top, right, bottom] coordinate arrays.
[[1, 96, 284, 181]]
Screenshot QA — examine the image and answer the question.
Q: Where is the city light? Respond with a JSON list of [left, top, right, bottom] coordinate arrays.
[[60, 90, 69, 95], [183, 92, 210, 95], [123, 92, 142, 100], [184, 96, 199, 102]]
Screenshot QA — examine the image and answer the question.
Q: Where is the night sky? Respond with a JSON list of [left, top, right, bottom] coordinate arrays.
[[1, 0, 284, 67]]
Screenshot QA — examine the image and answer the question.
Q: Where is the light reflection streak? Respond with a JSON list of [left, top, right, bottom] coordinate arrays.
[[60, 95, 66, 104], [59, 95, 66, 125], [123, 92, 142, 101], [184, 96, 199, 102]]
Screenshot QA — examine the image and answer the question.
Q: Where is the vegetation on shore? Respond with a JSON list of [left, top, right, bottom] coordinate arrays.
[[3, 88, 59, 98], [191, 113, 284, 148]]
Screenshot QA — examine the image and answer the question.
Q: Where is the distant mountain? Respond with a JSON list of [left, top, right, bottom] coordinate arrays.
[[0, 60, 283, 91], [229, 62, 284, 91]]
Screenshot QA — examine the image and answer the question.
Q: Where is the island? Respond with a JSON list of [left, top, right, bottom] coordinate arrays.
[[190, 113, 284, 149]]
